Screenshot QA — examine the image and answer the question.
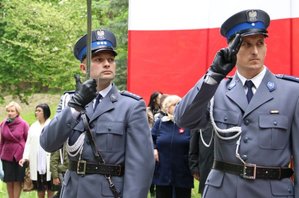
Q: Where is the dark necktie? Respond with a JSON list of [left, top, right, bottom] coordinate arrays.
[[245, 80, 254, 103], [94, 94, 102, 111]]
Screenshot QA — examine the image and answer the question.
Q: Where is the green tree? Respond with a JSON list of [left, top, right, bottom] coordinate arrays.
[[0, 0, 128, 104]]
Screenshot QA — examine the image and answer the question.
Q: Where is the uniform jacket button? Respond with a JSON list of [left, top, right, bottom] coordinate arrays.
[[242, 154, 248, 160], [243, 137, 249, 143], [244, 119, 250, 125]]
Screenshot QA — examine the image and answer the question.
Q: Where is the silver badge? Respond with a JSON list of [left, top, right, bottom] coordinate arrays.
[[247, 10, 258, 22], [267, 81, 275, 91], [96, 30, 105, 40]]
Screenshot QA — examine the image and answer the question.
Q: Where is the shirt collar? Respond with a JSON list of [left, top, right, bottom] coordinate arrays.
[[98, 83, 112, 98], [237, 66, 267, 89]]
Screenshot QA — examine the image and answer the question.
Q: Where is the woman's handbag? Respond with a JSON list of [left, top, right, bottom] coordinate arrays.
[[23, 166, 34, 192]]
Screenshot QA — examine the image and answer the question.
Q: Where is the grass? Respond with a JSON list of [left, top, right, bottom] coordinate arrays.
[[0, 93, 202, 198]]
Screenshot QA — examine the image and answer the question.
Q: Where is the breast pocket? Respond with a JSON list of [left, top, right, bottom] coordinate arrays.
[[258, 115, 289, 149], [213, 109, 241, 144], [70, 121, 85, 145], [94, 122, 125, 152]]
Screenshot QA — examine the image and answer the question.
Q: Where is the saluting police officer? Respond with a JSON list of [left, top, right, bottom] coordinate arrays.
[[40, 29, 155, 198], [174, 9, 299, 198]]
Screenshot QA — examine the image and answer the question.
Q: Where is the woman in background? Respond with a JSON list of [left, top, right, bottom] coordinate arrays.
[[0, 101, 29, 198], [146, 91, 163, 197], [147, 91, 163, 128], [152, 95, 193, 198], [19, 103, 54, 198]]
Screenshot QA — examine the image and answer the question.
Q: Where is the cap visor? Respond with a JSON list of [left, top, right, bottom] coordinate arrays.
[[241, 29, 268, 37], [93, 48, 117, 56]]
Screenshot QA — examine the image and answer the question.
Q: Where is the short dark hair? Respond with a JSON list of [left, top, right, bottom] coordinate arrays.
[[36, 103, 51, 120]]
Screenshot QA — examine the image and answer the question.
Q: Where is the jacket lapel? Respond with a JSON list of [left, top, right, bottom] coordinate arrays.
[[226, 76, 248, 113], [243, 71, 275, 117], [89, 86, 118, 122]]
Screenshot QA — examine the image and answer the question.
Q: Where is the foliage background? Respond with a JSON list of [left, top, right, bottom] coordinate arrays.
[[0, 0, 128, 104]]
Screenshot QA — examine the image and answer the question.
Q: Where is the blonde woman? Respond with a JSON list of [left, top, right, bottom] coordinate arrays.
[[0, 101, 29, 198], [151, 95, 193, 198]]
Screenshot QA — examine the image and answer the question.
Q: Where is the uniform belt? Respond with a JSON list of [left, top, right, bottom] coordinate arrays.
[[213, 160, 293, 180], [69, 160, 124, 176]]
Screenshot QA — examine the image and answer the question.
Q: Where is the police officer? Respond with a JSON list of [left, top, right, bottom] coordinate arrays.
[[40, 29, 155, 198], [174, 9, 299, 198]]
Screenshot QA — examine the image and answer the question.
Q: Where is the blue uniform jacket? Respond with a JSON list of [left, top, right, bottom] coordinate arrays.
[[40, 85, 155, 198], [174, 69, 299, 198]]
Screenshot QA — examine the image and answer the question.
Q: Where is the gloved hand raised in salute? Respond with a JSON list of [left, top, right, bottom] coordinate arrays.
[[68, 79, 97, 112], [205, 34, 242, 84]]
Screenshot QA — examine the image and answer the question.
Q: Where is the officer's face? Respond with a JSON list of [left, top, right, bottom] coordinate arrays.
[[236, 34, 267, 78], [81, 51, 116, 86]]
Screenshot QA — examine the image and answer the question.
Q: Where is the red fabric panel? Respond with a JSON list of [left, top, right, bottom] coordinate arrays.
[[127, 18, 299, 104]]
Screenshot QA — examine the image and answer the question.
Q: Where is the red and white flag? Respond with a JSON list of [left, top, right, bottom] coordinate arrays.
[[128, 0, 299, 103]]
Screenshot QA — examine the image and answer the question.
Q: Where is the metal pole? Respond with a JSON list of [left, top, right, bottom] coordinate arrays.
[[86, 0, 92, 80]]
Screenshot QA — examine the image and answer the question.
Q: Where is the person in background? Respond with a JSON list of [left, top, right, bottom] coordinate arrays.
[[146, 91, 163, 128], [50, 143, 68, 198], [146, 91, 163, 197], [0, 101, 29, 198], [153, 94, 169, 122], [19, 103, 54, 198], [152, 95, 193, 198], [175, 9, 299, 198], [189, 125, 214, 194], [40, 29, 155, 198]]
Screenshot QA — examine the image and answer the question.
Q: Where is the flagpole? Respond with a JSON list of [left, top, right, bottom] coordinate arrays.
[[86, 0, 92, 80]]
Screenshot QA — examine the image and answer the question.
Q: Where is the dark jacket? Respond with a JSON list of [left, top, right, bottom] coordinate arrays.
[[189, 125, 214, 193], [152, 118, 193, 188]]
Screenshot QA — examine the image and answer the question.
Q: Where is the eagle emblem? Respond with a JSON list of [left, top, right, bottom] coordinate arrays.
[[247, 10, 258, 22]]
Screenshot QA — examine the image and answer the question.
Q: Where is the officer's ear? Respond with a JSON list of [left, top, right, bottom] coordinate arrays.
[[79, 59, 87, 74]]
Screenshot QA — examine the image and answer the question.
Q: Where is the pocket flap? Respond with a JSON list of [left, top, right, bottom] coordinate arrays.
[[94, 121, 124, 135], [270, 180, 294, 196], [205, 169, 224, 188], [213, 109, 240, 125], [259, 115, 288, 130]]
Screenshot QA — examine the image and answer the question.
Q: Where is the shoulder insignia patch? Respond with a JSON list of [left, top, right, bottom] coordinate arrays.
[[120, 91, 142, 100], [275, 74, 299, 83]]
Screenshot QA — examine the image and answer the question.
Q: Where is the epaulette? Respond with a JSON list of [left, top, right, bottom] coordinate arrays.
[[275, 74, 299, 83], [120, 91, 142, 100], [63, 90, 75, 95]]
